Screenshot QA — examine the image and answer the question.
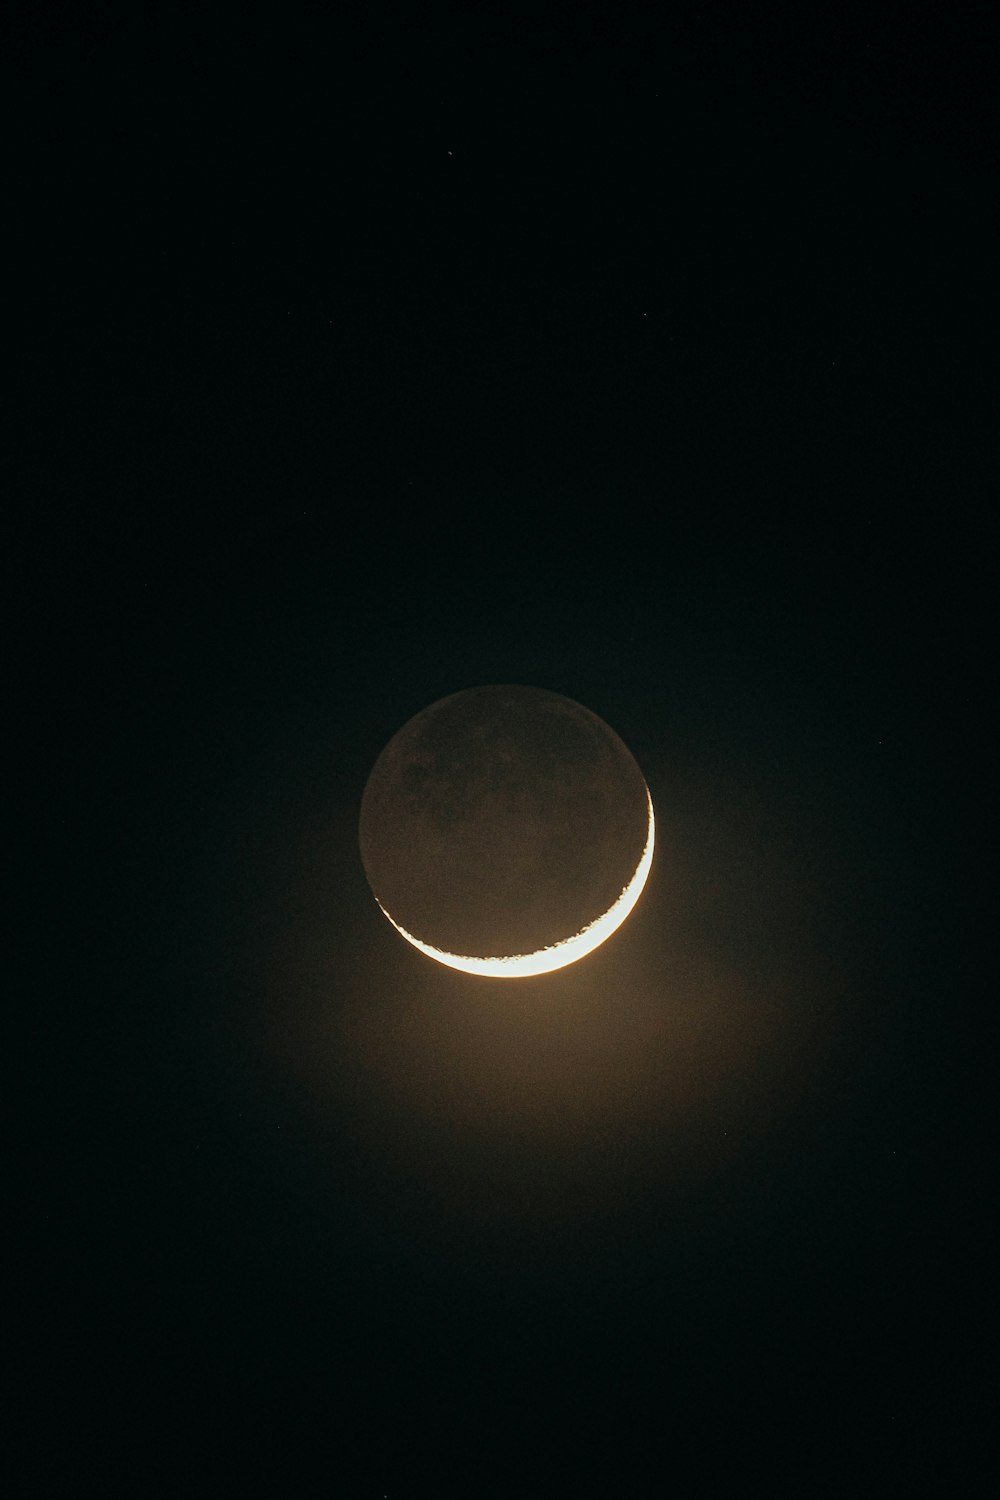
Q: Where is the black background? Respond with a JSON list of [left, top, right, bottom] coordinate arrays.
[[14, 3, 990, 1494]]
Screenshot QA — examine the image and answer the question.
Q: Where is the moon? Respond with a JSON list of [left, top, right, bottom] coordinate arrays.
[[359, 685, 654, 977]]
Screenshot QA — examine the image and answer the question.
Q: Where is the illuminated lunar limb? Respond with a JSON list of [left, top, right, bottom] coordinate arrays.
[[377, 790, 654, 978]]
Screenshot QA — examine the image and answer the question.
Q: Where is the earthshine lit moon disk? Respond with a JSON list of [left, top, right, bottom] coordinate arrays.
[[359, 686, 654, 978]]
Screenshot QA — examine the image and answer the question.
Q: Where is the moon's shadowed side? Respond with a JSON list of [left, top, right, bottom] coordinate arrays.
[[359, 686, 650, 959]]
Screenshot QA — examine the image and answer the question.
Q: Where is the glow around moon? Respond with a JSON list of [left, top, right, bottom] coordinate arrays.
[[375, 789, 654, 978]]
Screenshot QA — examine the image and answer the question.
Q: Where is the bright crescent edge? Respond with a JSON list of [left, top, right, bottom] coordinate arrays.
[[374, 788, 655, 978]]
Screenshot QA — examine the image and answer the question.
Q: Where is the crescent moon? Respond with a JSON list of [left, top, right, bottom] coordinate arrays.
[[374, 790, 654, 977], [359, 686, 654, 979]]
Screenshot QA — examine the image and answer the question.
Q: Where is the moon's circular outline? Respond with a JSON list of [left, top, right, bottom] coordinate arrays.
[[373, 789, 655, 978]]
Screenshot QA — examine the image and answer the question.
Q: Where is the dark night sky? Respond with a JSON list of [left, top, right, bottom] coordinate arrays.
[[15, 4, 991, 1494]]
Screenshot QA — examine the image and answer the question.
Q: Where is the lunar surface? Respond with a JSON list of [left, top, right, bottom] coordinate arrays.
[[359, 686, 654, 977]]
